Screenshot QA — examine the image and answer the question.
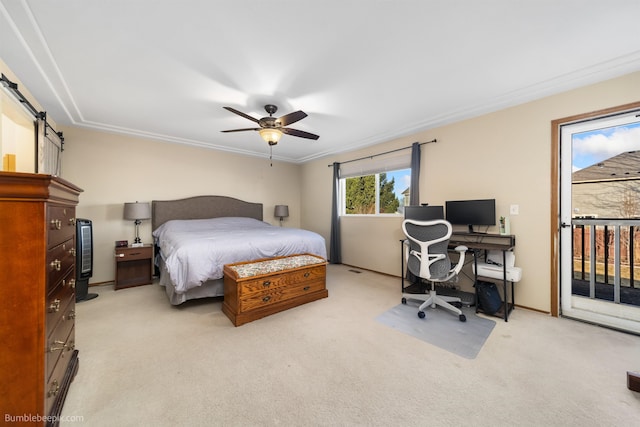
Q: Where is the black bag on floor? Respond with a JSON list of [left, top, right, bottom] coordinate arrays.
[[476, 280, 502, 315]]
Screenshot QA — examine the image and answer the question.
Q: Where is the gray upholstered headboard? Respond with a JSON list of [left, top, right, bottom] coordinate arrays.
[[152, 196, 263, 231]]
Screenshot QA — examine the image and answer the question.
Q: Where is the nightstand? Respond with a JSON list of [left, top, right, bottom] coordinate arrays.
[[114, 244, 153, 290]]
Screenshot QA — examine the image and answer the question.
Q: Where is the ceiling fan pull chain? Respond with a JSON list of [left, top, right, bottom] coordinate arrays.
[[270, 145, 273, 167]]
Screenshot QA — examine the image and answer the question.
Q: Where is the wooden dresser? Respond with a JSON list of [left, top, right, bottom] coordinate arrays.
[[223, 253, 328, 326], [0, 172, 82, 425]]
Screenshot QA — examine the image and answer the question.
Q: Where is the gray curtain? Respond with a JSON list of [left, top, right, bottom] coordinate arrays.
[[410, 142, 421, 205], [329, 162, 342, 264], [406, 142, 421, 284]]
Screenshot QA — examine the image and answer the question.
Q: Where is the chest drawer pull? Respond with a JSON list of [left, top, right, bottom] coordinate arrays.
[[68, 217, 76, 226], [68, 278, 76, 289], [48, 380, 60, 398], [64, 310, 76, 320], [68, 247, 76, 256], [304, 272, 310, 278], [49, 299, 61, 313], [262, 296, 271, 303], [50, 219, 62, 230], [263, 280, 271, 287], [50, 259, 61, 271], [303, 286, 311, 291]]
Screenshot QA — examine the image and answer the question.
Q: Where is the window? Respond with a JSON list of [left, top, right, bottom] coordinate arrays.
[[342, 168, 411, 215]]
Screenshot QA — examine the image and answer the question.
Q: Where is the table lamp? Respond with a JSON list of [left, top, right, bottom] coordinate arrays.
[[274, 205, 289, 227], [123, 201, 151, 247]]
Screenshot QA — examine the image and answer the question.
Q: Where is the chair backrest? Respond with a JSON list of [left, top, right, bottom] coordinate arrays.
[[402, 219, 453, 280]]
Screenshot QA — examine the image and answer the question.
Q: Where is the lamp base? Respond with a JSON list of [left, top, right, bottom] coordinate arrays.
[[131, 242, 144, 247]]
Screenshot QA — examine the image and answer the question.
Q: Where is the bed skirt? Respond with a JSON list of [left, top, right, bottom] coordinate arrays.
[[158, 260, 224, 305]]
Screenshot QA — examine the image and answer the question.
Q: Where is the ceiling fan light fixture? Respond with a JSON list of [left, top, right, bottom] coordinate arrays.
[[259, 128, 283, 145]]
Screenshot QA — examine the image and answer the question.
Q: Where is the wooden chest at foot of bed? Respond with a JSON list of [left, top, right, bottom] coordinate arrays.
[[222, 253, 328, 326]]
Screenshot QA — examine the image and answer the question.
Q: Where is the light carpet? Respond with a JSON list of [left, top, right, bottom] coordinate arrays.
[[376, 302, 496, 359]]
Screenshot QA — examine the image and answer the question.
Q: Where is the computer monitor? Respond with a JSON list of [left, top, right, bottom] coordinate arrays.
[[404, 205, 444, 221], [445, 199, 496, 233]]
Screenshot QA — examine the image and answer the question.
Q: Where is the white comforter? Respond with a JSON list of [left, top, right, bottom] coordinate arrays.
[[153, 217, 327, 293]]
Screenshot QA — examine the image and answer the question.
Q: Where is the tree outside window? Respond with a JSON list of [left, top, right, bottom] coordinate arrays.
[[343, 170, 408, 215]]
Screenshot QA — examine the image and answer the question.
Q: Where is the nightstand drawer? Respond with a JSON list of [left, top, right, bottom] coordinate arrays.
[[115, 245, 153, 290], [115, 246, 152, 262]]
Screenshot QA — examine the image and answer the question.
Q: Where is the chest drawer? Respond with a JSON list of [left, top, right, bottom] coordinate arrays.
[[238, 265, 325, 296], [47, 238, 76, 293], [238, 279, 326, 312], [47, 205, 76, 248]]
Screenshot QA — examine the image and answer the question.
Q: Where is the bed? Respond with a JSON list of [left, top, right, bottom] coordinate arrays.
[[151, 195, 327, 305]]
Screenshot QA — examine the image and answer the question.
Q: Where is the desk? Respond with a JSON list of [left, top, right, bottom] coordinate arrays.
[[401, 233, 516, 321], [450, 233, 516, 321]]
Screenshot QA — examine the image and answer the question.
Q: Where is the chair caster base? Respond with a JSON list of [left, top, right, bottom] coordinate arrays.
[[401, 297, 407, 304], [418, 311, 426, 319], [459, 314, 466, 322]]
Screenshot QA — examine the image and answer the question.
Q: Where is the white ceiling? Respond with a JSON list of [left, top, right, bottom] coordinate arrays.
[[2, 1, 640, 163]]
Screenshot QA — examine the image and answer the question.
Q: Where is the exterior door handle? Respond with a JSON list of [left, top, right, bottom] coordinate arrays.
[[560, 222, 572, 228]]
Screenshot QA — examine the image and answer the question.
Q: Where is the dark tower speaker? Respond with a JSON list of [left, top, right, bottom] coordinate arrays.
[[76, 218, 98, 302]]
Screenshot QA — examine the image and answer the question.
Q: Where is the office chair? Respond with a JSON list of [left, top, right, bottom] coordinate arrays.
[[401, 219, 468, 322]]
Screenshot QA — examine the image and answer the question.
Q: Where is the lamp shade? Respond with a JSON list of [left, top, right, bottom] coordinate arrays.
[[274, 205, 289, 218], [123, 202, 151, 220], [259, 128, 283, 145]]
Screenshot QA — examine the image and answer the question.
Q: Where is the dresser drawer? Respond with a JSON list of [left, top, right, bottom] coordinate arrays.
[[46, 306, 76, 382], [47, 238, 76, 293], [45, 326, 75, 415], [47, 205, 76, 248], [238, 266, 325, 296], [238, 279, 326, 312], [47, 273, 75, 337]]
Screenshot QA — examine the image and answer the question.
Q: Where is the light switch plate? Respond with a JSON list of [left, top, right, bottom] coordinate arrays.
[[510, 204, 519, 215]]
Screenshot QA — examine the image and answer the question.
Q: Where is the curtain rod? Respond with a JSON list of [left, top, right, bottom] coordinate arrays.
[[1, 73, 64, 148], [327, 139, 436, 167]]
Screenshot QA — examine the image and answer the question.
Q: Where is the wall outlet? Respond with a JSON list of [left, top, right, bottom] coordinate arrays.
[[510, 204, 519, 215]]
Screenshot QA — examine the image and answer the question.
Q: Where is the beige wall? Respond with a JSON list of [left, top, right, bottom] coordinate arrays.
[[3, 50, 639, 313], [61, 127, 302, 284], [302, 71, 640, 313]]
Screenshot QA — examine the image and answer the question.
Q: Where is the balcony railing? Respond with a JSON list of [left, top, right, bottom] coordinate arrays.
[[572, 218, 640, 306]]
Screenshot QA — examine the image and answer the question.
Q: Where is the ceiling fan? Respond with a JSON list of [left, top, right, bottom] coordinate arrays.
[[221, 104, 319, 146]]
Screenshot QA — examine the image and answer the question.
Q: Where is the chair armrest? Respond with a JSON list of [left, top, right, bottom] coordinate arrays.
[[454, 245, 468, 253]]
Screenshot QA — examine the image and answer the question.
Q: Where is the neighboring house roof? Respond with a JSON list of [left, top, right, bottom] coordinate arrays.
[[572, 150, 640, 183], [402, 187, 410, 195]]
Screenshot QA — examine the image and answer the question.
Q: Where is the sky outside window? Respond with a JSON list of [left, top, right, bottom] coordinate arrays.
[[572, 122, 640, 171]]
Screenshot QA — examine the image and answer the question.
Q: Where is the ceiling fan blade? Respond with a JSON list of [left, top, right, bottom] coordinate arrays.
[[223, 107, 259, 123], [282, 128, 320, 140], [277, 110, 307, 126], [221, 128, 260, 133]]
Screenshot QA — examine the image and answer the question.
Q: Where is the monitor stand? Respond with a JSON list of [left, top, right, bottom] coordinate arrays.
[[467, 225, 487, 234]]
